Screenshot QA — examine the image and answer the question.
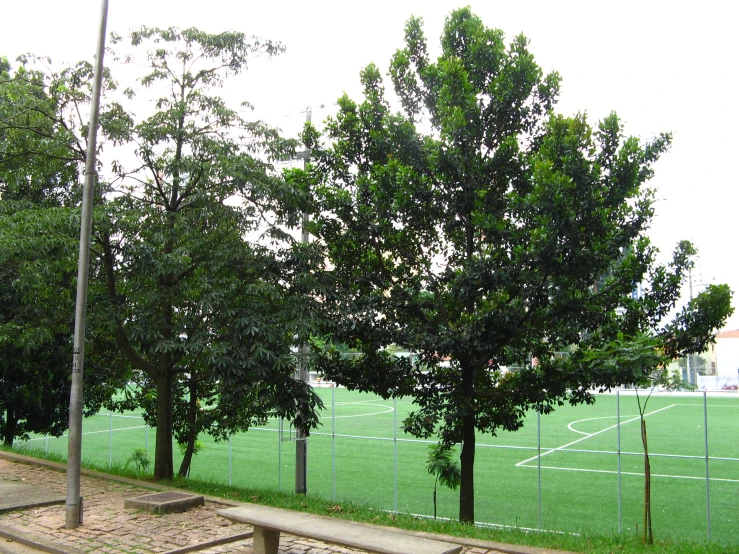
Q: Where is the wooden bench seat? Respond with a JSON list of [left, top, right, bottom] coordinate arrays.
[[217, 503, 463, 554]]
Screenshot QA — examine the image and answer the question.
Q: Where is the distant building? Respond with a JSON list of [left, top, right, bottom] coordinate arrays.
[[697, 330, 739, 389], [714, 330, 739, 378]]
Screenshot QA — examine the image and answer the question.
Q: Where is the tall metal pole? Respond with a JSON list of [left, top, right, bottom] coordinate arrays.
[[295, 107, 312, 494], [617, 390, 622, 534], [703, 391, 711, 541], [108, 412, 112, 468], [66, 0, 109, 529], [228, 435, 232, 487], [393, 397, 398, 513], [278, 418, 282, 491], [537, 410, 541, 531], [332, 384, 336, 501]]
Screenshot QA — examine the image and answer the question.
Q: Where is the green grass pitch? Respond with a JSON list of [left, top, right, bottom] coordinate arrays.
[[23, 388, 739, 545]]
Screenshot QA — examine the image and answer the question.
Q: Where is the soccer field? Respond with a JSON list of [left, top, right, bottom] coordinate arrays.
[[23, 388, 739, 545]]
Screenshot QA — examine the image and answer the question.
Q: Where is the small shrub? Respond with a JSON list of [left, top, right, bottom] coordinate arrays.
[[124, 448, 150, 474], [426, 444, 461, 519], [177, 440, 204, 456]]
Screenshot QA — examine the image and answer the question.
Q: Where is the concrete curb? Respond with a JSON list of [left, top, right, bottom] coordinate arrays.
[[403, 530, 571, 554], [0, 451, 241, 507], [161, 531, 254, 554], [0, 522, 84, 554]]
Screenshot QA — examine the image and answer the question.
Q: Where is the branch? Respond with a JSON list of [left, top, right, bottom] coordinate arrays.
[[172, 263, 200, 285], [141, 155, 170, 208], [99, 232, 157, 375]]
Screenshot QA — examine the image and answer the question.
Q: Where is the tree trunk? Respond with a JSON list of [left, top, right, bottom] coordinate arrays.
[[641, 418, 653, 545], [155, 222, 176, 481], [459, 363, 476, 523], [153, 371, 174, 480], [3, 408, 16, 446], [433, 482, 437, 519], [177, 377, 199, 478], [459, 411, 476, 523], [177, 432, 196, 478]]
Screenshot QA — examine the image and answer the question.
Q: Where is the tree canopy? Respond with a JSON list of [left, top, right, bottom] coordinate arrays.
[[300, 8, 733, 522], [95, 26, 325, 480], [0, 56, 123, 446], [0, 27, 325, 480]]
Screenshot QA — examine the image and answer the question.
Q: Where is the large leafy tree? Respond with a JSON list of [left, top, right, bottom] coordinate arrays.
[[1, 28, 325, 479], [0, 201, 122, 447], [302, 9, 732, 523], [96, 27, 323, 480], [0, 56, 123, 445]]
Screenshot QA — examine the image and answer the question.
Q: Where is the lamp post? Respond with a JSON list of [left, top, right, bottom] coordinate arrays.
[[66, 0, 109, 529]]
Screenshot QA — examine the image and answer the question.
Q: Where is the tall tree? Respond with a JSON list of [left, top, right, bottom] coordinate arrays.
[[301, 8, 732, 523], [0, 56, 123, 445], [1, 28, 324, 479], [97, 27, 323, 480]]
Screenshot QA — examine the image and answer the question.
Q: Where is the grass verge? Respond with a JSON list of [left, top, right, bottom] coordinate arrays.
[[1, 444, 734, 554]]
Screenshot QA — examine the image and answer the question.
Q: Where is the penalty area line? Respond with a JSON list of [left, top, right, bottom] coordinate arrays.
[[567, 415, 639, 436], [516, 404, 677, 467]]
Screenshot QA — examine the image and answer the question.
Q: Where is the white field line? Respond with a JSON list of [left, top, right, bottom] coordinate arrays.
[[674, 403, 739, 407], [399, 511, 576, 535], [263, 401, 396, 423], [93, 413, 144, 419], [516, 404, 677, 466], [519, 464, 739, 484], [278, 401, 396, 420], [78, 425, 147, 436], [25, 425, 147, 442], [567, 415, 638, 436], [330, 404, 395, 418], [332, 400, 392, 406]]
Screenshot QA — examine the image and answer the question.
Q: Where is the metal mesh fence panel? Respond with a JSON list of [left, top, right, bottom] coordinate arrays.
[[14, 387, 738, 545]]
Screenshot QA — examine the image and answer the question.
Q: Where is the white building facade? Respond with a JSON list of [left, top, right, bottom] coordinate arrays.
[[698, 330, 739, 390]]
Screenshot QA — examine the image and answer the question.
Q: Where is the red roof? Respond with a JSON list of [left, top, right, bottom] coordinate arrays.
[[716, 330, 739, 339]]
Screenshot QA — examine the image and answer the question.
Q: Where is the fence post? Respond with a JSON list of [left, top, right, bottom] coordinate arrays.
[[228, 435, 232, 487], [394, 397, 398, 514], [278, 418, 282, 492], [537, 410, 541, 531], [332, 384, 336, 501], [617, 390, 622, 534], [703, 391, 711, 542], [108, 411, 113, 468]]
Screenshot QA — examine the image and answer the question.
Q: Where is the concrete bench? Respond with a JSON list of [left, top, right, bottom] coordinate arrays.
[[217, 504, 463, 554]]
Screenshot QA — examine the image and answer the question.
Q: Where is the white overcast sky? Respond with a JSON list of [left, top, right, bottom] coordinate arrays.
[[2, 0, 739, 329]]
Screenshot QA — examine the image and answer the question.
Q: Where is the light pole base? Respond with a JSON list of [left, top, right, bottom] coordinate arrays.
[[65, 497, 83, 529], [295, 438, 307, 494]]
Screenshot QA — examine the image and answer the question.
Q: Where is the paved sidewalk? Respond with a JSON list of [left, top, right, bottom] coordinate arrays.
[[0, 452, 565, 554]]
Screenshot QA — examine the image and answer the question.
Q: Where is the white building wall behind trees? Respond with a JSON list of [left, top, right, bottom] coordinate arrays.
[[699, 330, 739, 389]]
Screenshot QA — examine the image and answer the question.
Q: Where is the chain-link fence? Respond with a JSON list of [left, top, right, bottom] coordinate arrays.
[[19, 388, 739, 545]]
